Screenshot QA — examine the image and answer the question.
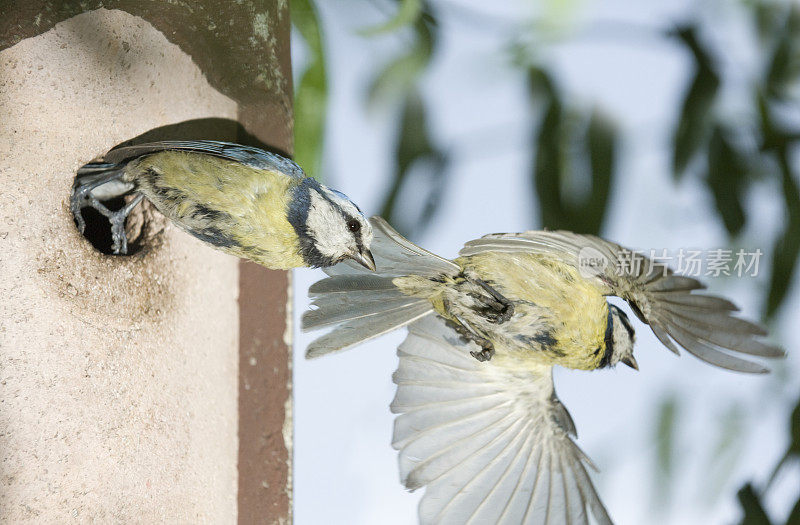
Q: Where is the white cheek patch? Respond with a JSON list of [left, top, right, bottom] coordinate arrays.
[[306, 191, 353, 259], [320, 188, 373, 247], [612, 316, 636, 356]]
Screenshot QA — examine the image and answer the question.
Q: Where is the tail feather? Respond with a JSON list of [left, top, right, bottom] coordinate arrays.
[[309, 274, 397, 294], [303, 296, 425, 330], [304, 273, 434, 358], [305, 305, 432, 358]]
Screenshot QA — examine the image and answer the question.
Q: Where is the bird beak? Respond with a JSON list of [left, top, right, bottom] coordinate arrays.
[[621, 356, 639, 370], [349, 248, 376, 271]]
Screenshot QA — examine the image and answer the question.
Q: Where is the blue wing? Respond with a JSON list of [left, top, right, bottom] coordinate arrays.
[[98, 140, 305, 178]]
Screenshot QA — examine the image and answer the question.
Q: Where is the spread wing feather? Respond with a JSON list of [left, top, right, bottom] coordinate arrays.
[[392, 315, 613, 525], [461, 231, 783, 373]]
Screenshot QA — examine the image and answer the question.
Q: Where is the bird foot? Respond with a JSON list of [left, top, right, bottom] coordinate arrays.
[[108, 194, 144, 254], [445, 316, 496, 362], [71, 172, 143, 254], [463, 274, 514, 324], [470, 347, 495, 362]]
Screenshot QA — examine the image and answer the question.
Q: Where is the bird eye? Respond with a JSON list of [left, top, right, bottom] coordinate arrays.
[[347, 219, 361, 232]]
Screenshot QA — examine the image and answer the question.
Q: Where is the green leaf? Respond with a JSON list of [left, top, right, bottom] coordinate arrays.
[[291, 0, 328, 179], [360, 0, 424, 36], [753, 1, 786, 45], [533, 91, 566, 231], [705, 404, 746, 499], [736, 484, 772, 525], [791, 397, 800, 457], [655, 397, 677, 488], [706, 126, 748, 236], [787, 496, 800, 525], [530, 68, 617, 235], [379, 90, 447, 236], [765, 149, 800, 318], [768, 395, 800, 486], [584, 110, 616, 232], [765, 6, 800, 99], [671, 25, 720, 179], [368, 14, 436, 105]]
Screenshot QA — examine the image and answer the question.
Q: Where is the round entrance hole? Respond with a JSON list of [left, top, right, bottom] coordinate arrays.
[[72, 192, 167, 256]]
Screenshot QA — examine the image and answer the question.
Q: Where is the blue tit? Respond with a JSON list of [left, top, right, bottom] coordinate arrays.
[[70, 141, 375, 270], [302, 217, 784, 525]]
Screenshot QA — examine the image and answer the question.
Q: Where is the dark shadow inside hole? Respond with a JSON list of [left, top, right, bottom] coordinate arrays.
[[73, 117, 278, 256], [75, 197, 137, 255]]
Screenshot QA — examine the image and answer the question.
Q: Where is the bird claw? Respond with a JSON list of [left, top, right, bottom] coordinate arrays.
[[70, 172, 143, 255], [470, 347, 495, 362], [464, 273, 514, 324], [446, 316, 496, 362], [70, 184, 95, 235]]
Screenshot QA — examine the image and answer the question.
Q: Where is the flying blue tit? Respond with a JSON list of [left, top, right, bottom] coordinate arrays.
[[303, 217, 784, 525], [70, 141, 375, 270]]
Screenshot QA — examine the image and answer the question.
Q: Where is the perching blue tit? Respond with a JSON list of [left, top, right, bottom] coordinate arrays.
[[302, 217, 784, 525], [70, 141, 375, 270]]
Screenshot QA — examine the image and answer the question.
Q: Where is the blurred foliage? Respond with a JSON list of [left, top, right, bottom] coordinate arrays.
[[755, 1, 800, 319], [367, 11, 436, 106], [653, 396, 678, 507], [366, 2, 447, 237], [291, 0, 327, 179], [379, 90, 448, 235], [666, 3, 800, 320], [736, 393, 800, 525], [360, 0, 423, 36], [707, 404, 746, 496], [738, 483, 774, 525], [706, 126, 748, 236], [671, 25, 721, 179], [528, 68, 618, 235], [769, 396, 800, 486]]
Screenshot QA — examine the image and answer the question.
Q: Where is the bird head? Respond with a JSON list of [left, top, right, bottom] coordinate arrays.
[[605, 303, 638, 370], [288, 178, 375, 270]]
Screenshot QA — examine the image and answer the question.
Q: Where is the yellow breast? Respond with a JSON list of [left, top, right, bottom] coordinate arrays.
[[459, 252, 610, 370]]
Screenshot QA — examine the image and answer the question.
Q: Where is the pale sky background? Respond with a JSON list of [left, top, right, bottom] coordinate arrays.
[[291, 1, 800, 524]]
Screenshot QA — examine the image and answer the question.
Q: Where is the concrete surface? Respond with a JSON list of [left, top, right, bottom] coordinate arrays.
[[0, 9, 240, 522]]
